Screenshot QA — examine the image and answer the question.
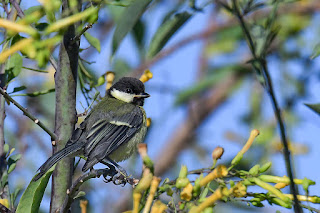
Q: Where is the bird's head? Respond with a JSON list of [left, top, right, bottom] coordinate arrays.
[[108, 77, 150, 106]]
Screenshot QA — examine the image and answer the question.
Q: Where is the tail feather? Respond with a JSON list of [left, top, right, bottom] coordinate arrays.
[[33, 142, 83, 181]]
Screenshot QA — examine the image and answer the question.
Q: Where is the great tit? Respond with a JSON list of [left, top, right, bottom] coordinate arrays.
[[34, 77, 150, 181]]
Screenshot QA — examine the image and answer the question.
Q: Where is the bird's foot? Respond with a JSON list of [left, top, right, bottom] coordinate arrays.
[[100, 159, 137, 186], [101, 164, 130, 186]]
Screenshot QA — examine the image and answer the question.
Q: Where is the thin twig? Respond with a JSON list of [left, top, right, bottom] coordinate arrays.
[[49, 56, 58, 71], [230, 0, 301, 212], [0, 87, 57, 140], [2, 0, 9, 15], [299, 204, 320, 213], [8, 0, 24, 18], [60, 169, 108, 213], [60, 168, 136, 213], [71, 23, 93, 43]]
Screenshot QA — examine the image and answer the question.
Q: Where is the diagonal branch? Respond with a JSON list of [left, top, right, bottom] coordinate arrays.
[[8, 0, 24, 18], [0, 87, 57, 140], [60, 169, 110, 213]]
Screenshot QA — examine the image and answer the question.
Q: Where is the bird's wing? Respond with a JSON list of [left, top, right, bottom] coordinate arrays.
[[82, 106, 143, 171]]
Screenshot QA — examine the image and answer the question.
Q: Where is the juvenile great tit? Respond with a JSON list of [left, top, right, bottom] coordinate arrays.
[[34, 77, 150, 181]]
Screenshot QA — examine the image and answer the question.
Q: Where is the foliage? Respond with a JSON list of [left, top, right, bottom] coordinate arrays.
[[0, 0, 319, 212], [130, 130, 319, 212]]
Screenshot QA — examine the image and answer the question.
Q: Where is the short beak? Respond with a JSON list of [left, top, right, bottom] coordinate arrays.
[[134, 92, 150, 98]]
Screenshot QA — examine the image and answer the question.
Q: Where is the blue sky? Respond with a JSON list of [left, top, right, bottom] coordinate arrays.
[[3, 1, 320, 212]]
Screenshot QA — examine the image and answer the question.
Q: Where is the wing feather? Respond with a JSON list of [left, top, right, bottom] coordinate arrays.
[[82, 105, 143, 171]]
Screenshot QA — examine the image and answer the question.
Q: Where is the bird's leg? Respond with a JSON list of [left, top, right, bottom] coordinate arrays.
[[102, 157, 131, 185], [106, 157, 128, 177], [99, 160, 118, 182]]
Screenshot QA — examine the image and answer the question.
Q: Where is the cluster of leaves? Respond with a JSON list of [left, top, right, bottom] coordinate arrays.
[[129, 130, 319, 213], [0, 144, 21, 210]]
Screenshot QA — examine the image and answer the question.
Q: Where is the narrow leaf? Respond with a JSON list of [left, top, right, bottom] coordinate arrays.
[[84, 32, 101, 52], [305, 103, 320, 116], [74, 191, 86, 199], [12, 88, 55, 97], [132, 19, 145, 50], [310, 43, 320, 59], [5, 53, 23, 83], [22, 66, 49, 73], [112, 0, 152, 56], [16, 166, 55, 213], [9, 86, 27, 94], [147, 11, 192, 59], [7, 163, 16, 174]]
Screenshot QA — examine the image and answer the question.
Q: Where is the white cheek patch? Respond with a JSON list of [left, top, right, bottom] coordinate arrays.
[[110, 89, 135, 103]]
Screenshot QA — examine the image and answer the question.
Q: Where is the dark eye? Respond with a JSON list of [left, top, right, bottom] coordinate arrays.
[[126, 88, 133, 93]]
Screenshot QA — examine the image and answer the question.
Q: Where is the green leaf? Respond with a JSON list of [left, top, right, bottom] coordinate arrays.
[[112, 59, 131, 77], [3, 144, 9, 154], [84, 32, 101, 53], [1, 171, 8, 187], [12, 88, 55, 97], [205, 39, 237, 56], [5, 53, 23, 83], [11, 187, 21, 206], [111, 0, 152, 57], [22, 66, 49, 73], [9, 86, 27, 94], [132, 19, 145, 51], [305, 103, 320, 116], [8, 154, 22, 163], [96, 75, 105, 87], [310, 43, 320, 59], [35, 23, 49, 31], [24, 6, 43, 16], [147, 11, 191, 59], [74, 191, 86, 199], [16, 166, 55, 213], [7, 163, 16, 174]]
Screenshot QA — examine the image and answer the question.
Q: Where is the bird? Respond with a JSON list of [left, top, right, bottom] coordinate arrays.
[[33, 77, 150, 181]]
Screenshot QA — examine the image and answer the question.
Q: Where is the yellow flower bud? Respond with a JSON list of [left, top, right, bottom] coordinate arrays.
[[212, 146, 224, 160], [180, 183, 193, 201]]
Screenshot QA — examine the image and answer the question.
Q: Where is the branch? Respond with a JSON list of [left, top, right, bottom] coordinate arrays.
[[230, 0, 301, 212], [60, 169, 110, 213], [71, 23, 93, 43], [0, 87, 57, 140], [50, 1, 81, 211], [8, 0, 24, 18], [2, 0, 9, 16]]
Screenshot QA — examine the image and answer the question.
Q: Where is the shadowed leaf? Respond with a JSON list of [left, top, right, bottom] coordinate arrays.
[[111, 0, 152, 57], [305, 103, 320, 116], [84, 32, 101, 53], [16, 166, 55, 213], [5, 53, 23, 83], [147, 11, 191, 59]]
